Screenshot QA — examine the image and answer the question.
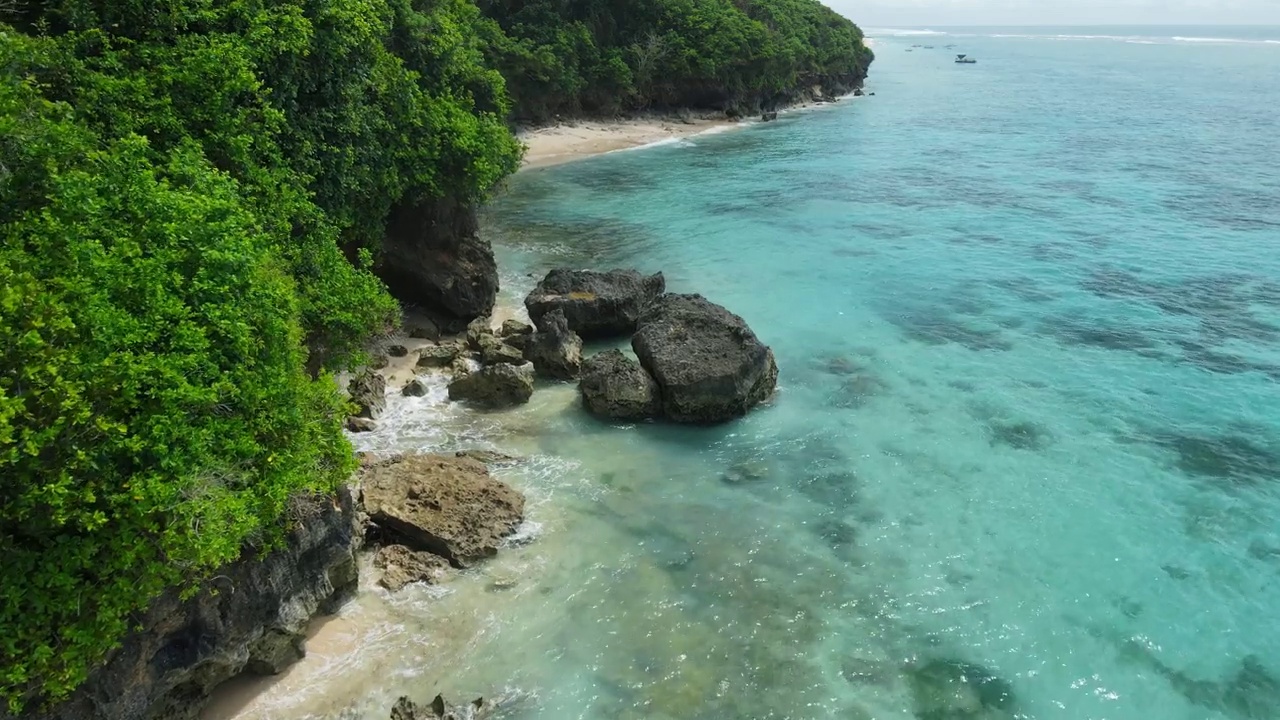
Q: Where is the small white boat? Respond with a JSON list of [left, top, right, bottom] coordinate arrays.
[[955, 54, 977, 64]]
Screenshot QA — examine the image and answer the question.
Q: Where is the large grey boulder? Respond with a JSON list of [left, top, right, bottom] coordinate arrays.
[[524, 309, 583, 380], [447, 363, 534, 408], [524, 268, 665, 338], [631, 294, 777, 423], [360, 454, 525, 568], [578, 349, 661, 421]]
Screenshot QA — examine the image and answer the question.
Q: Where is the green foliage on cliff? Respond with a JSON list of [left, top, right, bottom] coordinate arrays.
[[476, 0, 874, 122], [0, 0, 518, 710]]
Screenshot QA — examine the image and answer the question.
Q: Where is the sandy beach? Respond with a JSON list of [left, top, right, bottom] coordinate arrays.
[[518, 115, 737, 169]]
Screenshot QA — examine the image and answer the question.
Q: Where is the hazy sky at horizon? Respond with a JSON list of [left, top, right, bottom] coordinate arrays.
[[827, 0, 1280, 27]]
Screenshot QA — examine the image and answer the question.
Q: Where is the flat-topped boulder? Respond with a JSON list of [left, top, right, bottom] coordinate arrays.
[[361, 453, 525, 567], [632, 293, 777, 423], [578, 349, 661, 420], [524, 268, 665, 338]]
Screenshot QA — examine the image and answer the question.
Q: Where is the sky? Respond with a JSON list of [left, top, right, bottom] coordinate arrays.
[[826, 0, 1280, 26]]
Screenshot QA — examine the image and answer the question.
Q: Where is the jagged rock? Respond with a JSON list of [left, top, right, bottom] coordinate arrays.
[[500, 319, 533, 338], [524, 309, 583, 380], [447, 363, 534, 408], [349, 370, 386, 419], [406, 317, 441, 341], [387, 344, 409, 358], [524, 268, 665, 338], [360, 454, 525, 567], [374, 545, 451, 592], [402, 379, 428, 397], [369, 352, 390, 370], [346, 416, 378, 433], [853, 88, 865, 97], [478, 335, 526, 366], [631, 294, 777, 423], [377, 197, 497, 333], [25, 492, 360, 720], [504, 332, 531, 352], [761, 111, 779, 121], [389, 694, 517, 720], [417, 342, 464, 369], [449, 356, 474, 379], [578, 349, 661, 420], [466, 316, 495, 351]]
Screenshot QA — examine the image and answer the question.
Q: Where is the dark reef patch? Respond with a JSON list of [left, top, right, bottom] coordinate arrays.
[[1078, 267, 1280, 376], [1039, 315, 1162, 353], [830, 373, 890, 409], [1119, 641, 1280, 720], [906, 658, 1018, 720], [988, 420, 1053, 451], [813, 518, 858, 552], [991, 276, 1060, 304], [794, 470, 861, 510], [889, 307, 1013, 352], [1150, 432, 1280, 487]]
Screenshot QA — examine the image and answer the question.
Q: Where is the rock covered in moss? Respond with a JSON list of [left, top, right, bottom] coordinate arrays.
[[447, 363, 534, 408]]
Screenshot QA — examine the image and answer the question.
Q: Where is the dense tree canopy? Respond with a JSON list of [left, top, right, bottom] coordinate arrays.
[[0, 0, 868, 711], [477, 0, 874, 122]]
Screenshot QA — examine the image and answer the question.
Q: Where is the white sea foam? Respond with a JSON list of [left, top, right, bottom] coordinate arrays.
[[866, 28, 947, 37], [1171, 35, 1278, 45]]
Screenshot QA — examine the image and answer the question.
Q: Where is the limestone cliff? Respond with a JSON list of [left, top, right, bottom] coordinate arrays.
[[14, 491, 360, 720]]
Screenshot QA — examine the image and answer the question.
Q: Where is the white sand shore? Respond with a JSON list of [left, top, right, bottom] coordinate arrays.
[[518, 115, 737, 169], [517, 94, 867, 170]]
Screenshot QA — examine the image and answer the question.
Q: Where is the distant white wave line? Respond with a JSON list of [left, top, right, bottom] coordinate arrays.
[[971, 32, 1277, 45], [865, 28, 947, 37], [1171, 36, 1279, 44]]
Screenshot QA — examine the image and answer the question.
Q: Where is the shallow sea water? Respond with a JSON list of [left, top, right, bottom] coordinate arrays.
[[210, 27, 1280, 720]]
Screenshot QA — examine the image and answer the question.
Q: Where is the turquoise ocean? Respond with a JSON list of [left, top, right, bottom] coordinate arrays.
[[213, 26, 1280, 720]]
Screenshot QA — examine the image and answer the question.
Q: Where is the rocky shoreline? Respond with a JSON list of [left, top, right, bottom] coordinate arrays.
[[24, 260, 779, 720], [351, 267, 779, 433]]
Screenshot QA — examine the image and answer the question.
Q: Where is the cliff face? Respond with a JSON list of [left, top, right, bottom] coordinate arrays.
[[377, 197, 500, 334], [15, 491, 360, 720]]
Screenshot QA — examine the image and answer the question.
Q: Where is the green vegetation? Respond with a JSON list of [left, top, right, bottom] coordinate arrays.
[[478, 0, 874, 122], [0, 0, 868, 711], [0, 0, 517, 710]]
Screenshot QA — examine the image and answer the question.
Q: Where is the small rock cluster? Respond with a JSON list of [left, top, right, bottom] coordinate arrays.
[[523, 268, 778, 424], [346, 267, 775, 429]]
